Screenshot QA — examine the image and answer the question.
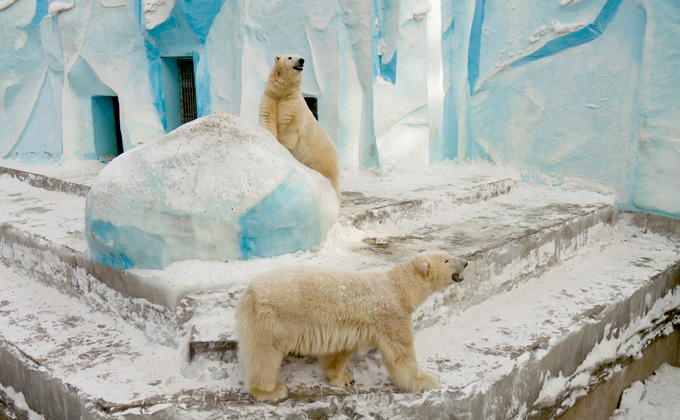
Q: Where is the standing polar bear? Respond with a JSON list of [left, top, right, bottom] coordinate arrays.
[[259, 54, 341, 199], [235, 251, 468, 401]]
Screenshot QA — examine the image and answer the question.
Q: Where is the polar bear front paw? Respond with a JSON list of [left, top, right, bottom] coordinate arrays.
[[329, 370, 355, 388], [417, 372, 440, 391]]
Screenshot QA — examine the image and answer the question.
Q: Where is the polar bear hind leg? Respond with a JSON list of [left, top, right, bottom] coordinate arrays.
[[240, 343, 287, 401], [236, 291, 288, 401]]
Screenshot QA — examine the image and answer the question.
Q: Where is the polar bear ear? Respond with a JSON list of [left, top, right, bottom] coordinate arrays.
[[275, 56, 281, 62], [418, 261, 429, 275]]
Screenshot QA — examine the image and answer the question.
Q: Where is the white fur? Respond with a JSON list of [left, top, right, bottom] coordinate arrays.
[[235, 251, 467, 401], [259, 54, 341, 199]]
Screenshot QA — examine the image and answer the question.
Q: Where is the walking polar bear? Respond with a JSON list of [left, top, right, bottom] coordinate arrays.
[[259, 54, 341, 199], [235, 251, 468, 401]]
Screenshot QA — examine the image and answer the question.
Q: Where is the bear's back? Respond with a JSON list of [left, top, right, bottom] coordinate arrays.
[[247, 266, 400, 323]]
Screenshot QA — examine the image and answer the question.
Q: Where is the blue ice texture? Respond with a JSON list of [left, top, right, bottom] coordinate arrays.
[[1, 0, 679, 217], [238, 171, 325, 261], [87, 219, 165, 270], [86, 171, 329, 270]]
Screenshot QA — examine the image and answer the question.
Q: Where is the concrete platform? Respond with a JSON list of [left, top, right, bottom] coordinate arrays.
[[0, 160, 678, 419], [186, 181, 616, 356]]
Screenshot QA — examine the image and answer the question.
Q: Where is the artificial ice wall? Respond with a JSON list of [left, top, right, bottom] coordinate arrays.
[[0, 0, 678, 216]]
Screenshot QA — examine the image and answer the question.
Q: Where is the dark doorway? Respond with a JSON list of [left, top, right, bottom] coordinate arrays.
[[92, 95, 124, 160], [112, 97, 123, 154], [304, 96, 318, 120]]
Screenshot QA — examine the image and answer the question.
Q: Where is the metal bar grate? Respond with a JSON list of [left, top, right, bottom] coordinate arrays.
[[177, 58, 197, 124]]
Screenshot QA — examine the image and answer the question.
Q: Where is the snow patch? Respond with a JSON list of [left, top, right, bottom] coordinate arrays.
[[610, 364, 680, 420], [535, 371, 568, 407], [378, 39, 387, 56], [0, 383, 45, 420], [0, 0, 19, 12], [44, 1, 75, 18], [534, 287, 680, 415], [142, 0, 175, 30], [528, 25, 548, 43], [551, 19, 585, 35], [410, 3, 431, 21]]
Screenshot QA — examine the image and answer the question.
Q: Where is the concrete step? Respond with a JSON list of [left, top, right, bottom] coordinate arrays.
[[0, 159, 105, 192], [0, 162, 524, 350], [0, 261, 187, 420], [0, 213, 677, 419], [0, 165, 92, 198], [0, 173, 179, 347], [340, 162, 519, 226], [12, 161, 678, 420], [187, 182, 616, 356]]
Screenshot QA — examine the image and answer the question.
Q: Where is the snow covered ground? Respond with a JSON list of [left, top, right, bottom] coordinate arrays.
[[609, 364, 680, 420], [0, 158, 678, 419]]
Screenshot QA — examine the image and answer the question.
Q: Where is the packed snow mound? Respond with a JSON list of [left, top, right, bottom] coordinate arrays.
[[85, 112, 340, 270]]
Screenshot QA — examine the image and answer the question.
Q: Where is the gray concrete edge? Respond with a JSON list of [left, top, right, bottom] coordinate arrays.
[[0, 338, 103, 420], [0, 224, 179, 346], [0, 167, 90, 198]]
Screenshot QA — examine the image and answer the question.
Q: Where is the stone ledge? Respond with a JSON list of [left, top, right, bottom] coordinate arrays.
[[0, 167, 90, 198], [187, 200, 616, 355], [0, 212, 678, 419], [0, 162, 527, 350], [556, 328, 680, 420]]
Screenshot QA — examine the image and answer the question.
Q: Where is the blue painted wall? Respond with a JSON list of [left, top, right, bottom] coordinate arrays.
[[0, 0, 678, 216]]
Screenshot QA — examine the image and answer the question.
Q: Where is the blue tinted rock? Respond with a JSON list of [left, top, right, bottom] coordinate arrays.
[[85, 112, 339, 270]]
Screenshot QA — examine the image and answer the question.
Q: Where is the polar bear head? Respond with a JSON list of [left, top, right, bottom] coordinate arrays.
[[265, 54, 305, 96], [414, 251, 467, 292], [275, 54, 305, 72]]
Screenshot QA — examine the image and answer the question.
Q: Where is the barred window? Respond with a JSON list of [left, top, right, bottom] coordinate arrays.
[[177, 58, 197, 124]]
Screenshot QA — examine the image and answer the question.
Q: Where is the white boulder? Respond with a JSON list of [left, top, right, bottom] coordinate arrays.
[[85, 112, 340, 270]]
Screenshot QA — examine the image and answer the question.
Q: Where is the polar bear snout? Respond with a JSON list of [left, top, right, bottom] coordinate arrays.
[[451, 259, 467, 283], [293, 58, 305, 71]]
